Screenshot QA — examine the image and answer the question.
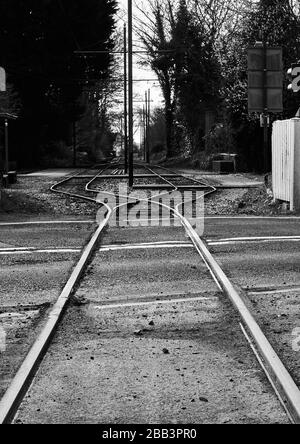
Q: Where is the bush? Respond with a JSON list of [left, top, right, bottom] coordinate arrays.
[[203, 121, 236, 155], [40, 140, 73, 167], [150, 143, 167, 163], [189, 121, 237, 171], [151, 143, 166, 155]]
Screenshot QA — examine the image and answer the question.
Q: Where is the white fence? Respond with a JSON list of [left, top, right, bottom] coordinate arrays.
[[272, 118, 300, 211]]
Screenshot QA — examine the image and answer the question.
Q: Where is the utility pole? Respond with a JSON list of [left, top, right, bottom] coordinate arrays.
[[147, 88, 151, 164], [144, 89, 151, 164], [248, 35, 282, 173], [4, 119, 8, 176], [120, 116, 123, 152], [145, 91, 148, 163], [262, 33, 269, 173], [128, 0, 134, 187], [143, 105, 147, 162], [140, 113, 143, 159], [73, 120, 77, 168], [123, 24, 128, 174]]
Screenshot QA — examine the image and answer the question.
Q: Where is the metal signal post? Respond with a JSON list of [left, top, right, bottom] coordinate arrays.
[[248, 40, 283, 172]]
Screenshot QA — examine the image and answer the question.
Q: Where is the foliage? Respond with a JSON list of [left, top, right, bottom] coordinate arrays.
[[135, 0, 177, 158], [203, 121, 235, 155], [219, 0, 300, 170], [0, 0, 117, 167], [0, 83, 22, 116], [148, 107, 167, 152], [172, 0, 222, 154], [136, 1, 300, 170], [241, 0, 300, 117], [136, 0, 222, 158]]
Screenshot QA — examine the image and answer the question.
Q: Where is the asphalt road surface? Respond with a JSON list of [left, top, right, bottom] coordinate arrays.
[[4, 216, 298, 424], [0, 221, 96, 399]]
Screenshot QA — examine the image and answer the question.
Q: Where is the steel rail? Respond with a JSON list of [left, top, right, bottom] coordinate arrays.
[[180, 216, 300, 424], [132, 184, 212, 190], [2, 163, 299, 424], [144, 163, 217, 201], [149, 163, 298, 417], [148, 163, 217, 190], [144, 165, 178, 189], [74, 174, 187, 179], [88, 165, 300, 424], [50, 164, 112, 201], [0, 166, 112, 424]]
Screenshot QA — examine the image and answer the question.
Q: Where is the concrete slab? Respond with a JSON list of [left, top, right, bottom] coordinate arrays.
[[23, 169, 79, 178]]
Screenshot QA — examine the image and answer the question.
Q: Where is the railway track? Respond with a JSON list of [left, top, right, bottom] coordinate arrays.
[[0, 163, 300, 424]]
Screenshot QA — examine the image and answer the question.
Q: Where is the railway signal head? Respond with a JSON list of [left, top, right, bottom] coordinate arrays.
[[287, 63, 300, 93]]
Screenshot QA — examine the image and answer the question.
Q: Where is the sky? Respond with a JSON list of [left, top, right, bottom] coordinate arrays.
[[118, 0, 161, 104], [116, 0, 163, 125]]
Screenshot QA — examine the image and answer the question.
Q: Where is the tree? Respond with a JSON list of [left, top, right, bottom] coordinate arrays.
[[0, 84, 21, 116], [172, 0, 222, 154], [135, 0, 179, 158], [143, 107, 167, 160], [137, 1, 300, 169], [135, 0, 222, 158], [241, 0, 300, 116], [0, 84, 21, 171], [0, 0, 117, 167], [221, 0, 300, 170]]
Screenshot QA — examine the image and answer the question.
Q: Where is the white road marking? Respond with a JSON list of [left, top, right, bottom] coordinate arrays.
[[0, 220, 94, 227], [209, 240, 300, 246], [248, 287, 300, 296], [0, 235, 299, 256], [0, 327, 6, 353], [205, 216, 300, 220], [1, 216, 299, 228], [103, 241, 189, 247], [209, 235, 300, 241], [0, 248, 80, 255], [98, 236, 300, 252], [208, 236, 300, 246], [94, 295, 219, 310], [98, 241, 192, 252]]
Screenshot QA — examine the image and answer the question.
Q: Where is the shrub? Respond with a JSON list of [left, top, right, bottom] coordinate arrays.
[[203, 121, 236, 155]]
